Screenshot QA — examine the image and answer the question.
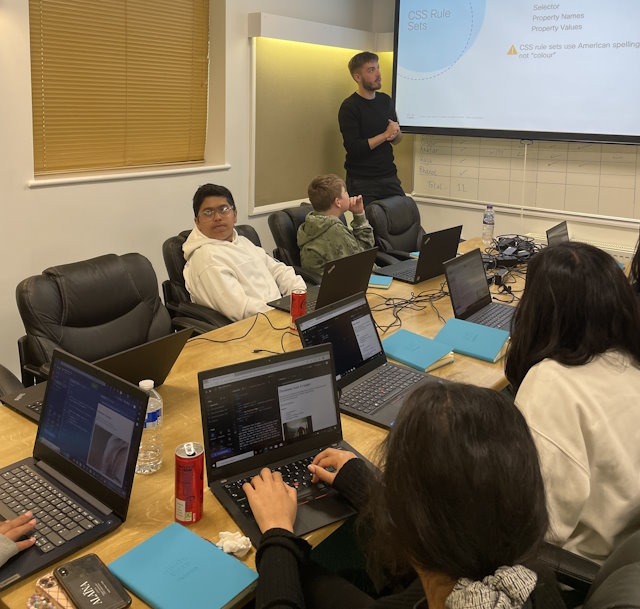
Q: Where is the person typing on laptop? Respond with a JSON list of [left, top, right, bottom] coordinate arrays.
[[244, 382, 555, 609], [183, 184, 306, 322], [297, 174, 375, 276], [0, 513, 36, 567]]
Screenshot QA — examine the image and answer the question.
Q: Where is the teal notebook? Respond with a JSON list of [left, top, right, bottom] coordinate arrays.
[[109, 523, 257, 609], [368, 274, 393, 289], [435, 318, 509, 363], [382, 329, 454, 372]]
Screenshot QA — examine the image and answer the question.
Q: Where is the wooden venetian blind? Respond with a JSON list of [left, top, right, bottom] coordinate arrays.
[[29, 0, 209, 174]]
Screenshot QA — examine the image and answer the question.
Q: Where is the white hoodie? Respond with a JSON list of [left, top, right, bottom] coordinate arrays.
[[183, 226, 306, 322]]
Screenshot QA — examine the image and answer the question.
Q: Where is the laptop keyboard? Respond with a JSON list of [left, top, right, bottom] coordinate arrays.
[[223, 454, 329, 517], [0, 465, 103, 553], [467, 303, 514, 330], [340, 363, 424, 415]]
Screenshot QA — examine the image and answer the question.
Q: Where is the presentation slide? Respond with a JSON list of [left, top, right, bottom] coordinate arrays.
[[394, 0, 640, 140]]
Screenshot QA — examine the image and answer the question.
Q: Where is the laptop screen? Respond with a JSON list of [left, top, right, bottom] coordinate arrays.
[[444, 249, 492, 318], [199, 346, 340, 477], [296, 293, 385, 387], [35, 354, 146, 499], [546, 221, 569, 246]]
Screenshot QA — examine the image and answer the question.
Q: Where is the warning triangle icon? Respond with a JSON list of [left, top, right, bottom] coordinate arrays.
[[507, 45, 517, 55]]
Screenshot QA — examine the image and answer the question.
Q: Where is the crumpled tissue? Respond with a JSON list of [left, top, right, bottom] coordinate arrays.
[[216, 531, 252, 558]]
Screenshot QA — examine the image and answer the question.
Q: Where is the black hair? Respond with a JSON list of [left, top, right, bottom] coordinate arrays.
[[505, 241, 640, 391], [192, 183, 236, 217], [368, 381, 548, 581], [348, 51, 379, 76]]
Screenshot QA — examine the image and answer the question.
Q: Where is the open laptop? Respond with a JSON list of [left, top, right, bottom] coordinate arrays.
[[267, 248, 378, 313], [296, 293, 434, 430], [546, 220, 569, 246], [198, 344, 361, 547], [0, 350, 147, 590], [443, 248, 515, 331], [374, 225, 462, 284], [1, 328, 193, 423]]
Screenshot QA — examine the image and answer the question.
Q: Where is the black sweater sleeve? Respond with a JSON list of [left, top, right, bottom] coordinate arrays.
[[255, 528, 312, 609], [332, 458, 378, 511]]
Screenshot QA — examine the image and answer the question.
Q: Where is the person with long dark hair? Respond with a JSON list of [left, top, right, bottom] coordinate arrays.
[[244, 382, 551, 609], [631, 233, 640, 295], [506, 241, 640, 563]]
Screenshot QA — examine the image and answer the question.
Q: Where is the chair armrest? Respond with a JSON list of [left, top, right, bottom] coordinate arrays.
[[172, 302, 234, 328], [384, 249, 413, 261], [538, 542, 600, 595], [296, 267, 322, 286], [375, 252, 403, 266], [0, 365, 24, 397], [170, 317, 217, 336]]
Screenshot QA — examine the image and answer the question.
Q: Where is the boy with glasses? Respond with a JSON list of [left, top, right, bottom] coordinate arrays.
[[183, 184, 306, 321]]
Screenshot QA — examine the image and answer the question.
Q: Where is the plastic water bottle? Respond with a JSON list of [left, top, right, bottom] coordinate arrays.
[[482, 204, 495, 245], [135, 380, 163, 474]]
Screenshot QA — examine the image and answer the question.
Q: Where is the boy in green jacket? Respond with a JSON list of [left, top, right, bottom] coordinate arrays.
[[297, 174, 375, 275]]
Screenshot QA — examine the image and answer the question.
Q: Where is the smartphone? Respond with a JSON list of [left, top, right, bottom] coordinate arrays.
[[54, 554, 131, 609], [35, 572, 74, 609]]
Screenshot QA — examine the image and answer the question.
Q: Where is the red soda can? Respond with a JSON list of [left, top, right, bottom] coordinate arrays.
[[290, 288, 307, 331], [175, 441, 204, 524]]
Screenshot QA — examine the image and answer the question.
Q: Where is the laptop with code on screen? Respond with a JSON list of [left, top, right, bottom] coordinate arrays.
[[198, 344, 361, 547], [0, 350, 147, 590], [296, 292, 435, 430], [443, 248, 515, 332]]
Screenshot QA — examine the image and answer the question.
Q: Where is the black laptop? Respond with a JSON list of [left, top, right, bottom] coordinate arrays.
[[0, 350, 147, 590], [198, 344, 362, 546], [443, 248, 515, 331], [296, 293, 434, 430], [546, 220, 569, 246], [267, 248, 378, 313], [1, 328, 193, 423], [374, 225, 462, 284]]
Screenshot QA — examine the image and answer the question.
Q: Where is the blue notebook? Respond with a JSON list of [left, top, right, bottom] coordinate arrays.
[[435, 318, 509, 363], [109, 523, 257, 609], [382, 329, 454, 372], [368, 274, 393, 289]]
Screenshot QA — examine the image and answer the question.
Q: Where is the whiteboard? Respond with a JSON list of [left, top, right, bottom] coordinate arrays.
[[413, 135, 640, 220]]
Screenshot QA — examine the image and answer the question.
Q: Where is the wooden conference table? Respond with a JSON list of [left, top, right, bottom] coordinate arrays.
[[0, 239, 522, 608]]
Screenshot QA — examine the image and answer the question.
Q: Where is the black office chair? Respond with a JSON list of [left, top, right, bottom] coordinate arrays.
[[539, 531, 640, 609], [268, 204, 323, 285], [16, 253, 181, 387], [162, 224, 262, 328], [365, 195, 427, 260], [0, 364, 23, 399]]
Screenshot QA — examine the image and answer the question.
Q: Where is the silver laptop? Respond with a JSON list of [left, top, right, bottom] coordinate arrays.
[[198, 344, 362, 547], [267, 248, 378, 313], [375, 225, 462, 284], [0, 350, 147, 590], [296, 293, 435, 430], [443, 248, 515, 331], [1, 329, 192, 423]]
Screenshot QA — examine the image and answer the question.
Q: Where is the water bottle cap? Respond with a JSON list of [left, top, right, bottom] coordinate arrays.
[[487, 204, 493, 209], [139, 379, 155, 391]]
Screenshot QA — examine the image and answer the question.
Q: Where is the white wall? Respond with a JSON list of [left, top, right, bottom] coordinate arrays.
[[0, 0, 388, 377]]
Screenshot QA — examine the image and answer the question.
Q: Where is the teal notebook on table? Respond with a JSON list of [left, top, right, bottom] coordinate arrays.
[[368, 274, 393, 289], [109, 523, 257, 609], [435, 318, 509, 363], [382, 329, 454, 372]]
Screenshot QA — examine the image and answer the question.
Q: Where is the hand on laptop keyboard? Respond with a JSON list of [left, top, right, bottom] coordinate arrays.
[[0, 511, 36, 562], [243, 468, 297, 534], [309, 448, 357, 485]]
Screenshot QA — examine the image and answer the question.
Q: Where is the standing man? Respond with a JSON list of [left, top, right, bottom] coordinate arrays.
[[338, 51, 405, 206]]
